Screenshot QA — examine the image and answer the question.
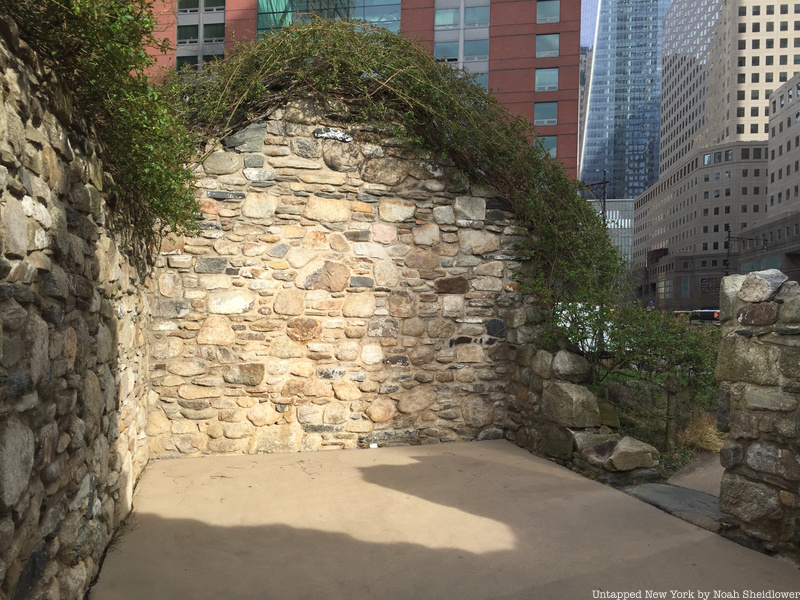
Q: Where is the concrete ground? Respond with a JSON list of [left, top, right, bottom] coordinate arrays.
[[90, 440, 799, 600], [667, 452, 725, 497]]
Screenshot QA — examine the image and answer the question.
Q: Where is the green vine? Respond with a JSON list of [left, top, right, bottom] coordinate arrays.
[[166, 18, 623, 312], [1, 0, 198, 261]]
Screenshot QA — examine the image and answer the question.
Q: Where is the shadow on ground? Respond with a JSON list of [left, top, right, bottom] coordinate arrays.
[[90, 441, 800, 600]]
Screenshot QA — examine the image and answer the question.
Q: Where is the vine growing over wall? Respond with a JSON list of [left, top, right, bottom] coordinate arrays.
[[166, 19, 624, 312], [1, 0, 198, 257]]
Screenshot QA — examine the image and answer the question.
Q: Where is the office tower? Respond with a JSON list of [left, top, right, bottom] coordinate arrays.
[[633, 0, 800, 309], [151, 0, 581, 177], [579, 0, 671, 200]]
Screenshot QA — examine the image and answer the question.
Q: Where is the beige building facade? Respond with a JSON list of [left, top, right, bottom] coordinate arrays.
[[634, 0, 800, 309]]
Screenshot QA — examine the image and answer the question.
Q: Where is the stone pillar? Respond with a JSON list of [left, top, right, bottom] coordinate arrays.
[[716, 269, 800, 562]]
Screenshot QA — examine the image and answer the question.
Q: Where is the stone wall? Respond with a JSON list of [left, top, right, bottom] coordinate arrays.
[[716, 269, 800, 562], [506, 342, 662, 484], [0, 18, 151, 599], [145, 101, 525, 455]]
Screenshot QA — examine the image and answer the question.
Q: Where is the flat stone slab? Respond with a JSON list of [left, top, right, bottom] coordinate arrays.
[[90, 441, 800, 600], [626, 483, 723, 532]]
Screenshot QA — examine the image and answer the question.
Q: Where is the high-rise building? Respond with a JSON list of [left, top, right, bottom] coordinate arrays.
[[150, 0, 581, 177], [633, 0, 800, 310], [578, 0, 671, 200]]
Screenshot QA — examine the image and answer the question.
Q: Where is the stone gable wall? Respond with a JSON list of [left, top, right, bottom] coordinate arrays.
[[716, 269, 800, 563], [0, 18, 151, 600], [145, 102, 528, 455]]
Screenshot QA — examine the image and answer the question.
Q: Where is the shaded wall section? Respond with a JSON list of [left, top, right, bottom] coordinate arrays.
[[716, 269, 800, 563]]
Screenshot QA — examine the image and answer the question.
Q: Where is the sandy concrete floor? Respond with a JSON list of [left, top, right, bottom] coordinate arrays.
[[667, 452, 724, 497], [90, 440, 799, 600]]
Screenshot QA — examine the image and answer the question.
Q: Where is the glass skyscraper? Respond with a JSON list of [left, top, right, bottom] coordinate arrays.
[[579, 0, 671, 199]]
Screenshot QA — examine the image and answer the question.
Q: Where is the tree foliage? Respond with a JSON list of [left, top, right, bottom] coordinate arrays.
[[1, 0, 198, 258], [166, 18, 623, 310]]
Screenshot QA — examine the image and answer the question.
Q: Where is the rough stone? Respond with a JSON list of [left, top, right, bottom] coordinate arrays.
[[458, 229, 499, 254], [737, 269, 789, 303], [541, 382, 601, 428], [366, 398, 397, 422], [208, 290, 257, 314], [404, 248, 440, 271], [603, 437, 660, 471], [551, 350, 591, 383], [397, 386, 436, 413], [342, 292, 376, 318], [286, 317, 322, 341], [203, 151, 241, 175], [303, 197, 351, 222], [454, 196, 486, 220], [224, 364, 265, 386], [378, 198, 416, 222], [273, 289, 305, 315], [296, 260, 350, 292], [197, 315, 236, 345], [0, 416, 34, 508], [252, 422, 304, 453], [412, 223, 440, 246], [715, 335, 781, 386]]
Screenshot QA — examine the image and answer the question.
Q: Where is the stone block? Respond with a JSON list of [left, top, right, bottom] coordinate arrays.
[[362, 158, 409, 186], [208, 290, 256, 314], [434, 276, 469, 294], [286, 317, 321, 341], [742, 384, 798, 412], [202, 151, 241, 175], [737, 269, 789, 303], [367, 398, 397, 422], [602, 436, 659, 471], [224, 364, 265, 386], [397, 386, 436, 413], [303, 196, 351, 222], [715, 335, 781, 386], [242, 194, 277, 218], [378, 198, 416, 222], [0, 416, 34, 508], [412, 223, 440, 246], [197, 315, 236, 345], [296, 260, 350, 292], [251, 422, 304, 453], [719, 473, 785, 541], [273, 289, 305, 315], [342, 292, 376, 317], [551, 350, 591, 383], [540, 423, 574, 459], [541, 382, 600, 427], [737, 302, 779, 326], [457, 229, 499, 255], [454, 196, 486, 220], [462, 397, 494, 427], [531, 350, 553, 378]]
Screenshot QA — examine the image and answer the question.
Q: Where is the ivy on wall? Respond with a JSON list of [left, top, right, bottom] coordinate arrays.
[[166, 19, 624, 313], [1, 0, 199, 259]]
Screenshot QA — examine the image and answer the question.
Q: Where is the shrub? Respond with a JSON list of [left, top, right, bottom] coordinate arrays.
[[3, 0, 198, 260]]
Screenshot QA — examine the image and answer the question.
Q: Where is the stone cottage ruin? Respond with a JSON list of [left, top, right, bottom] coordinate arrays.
[[2, 15, 799, 600]]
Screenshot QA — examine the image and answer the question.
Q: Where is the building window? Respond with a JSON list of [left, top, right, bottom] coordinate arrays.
[[177, 24, 199, 44], [435, 8, 460, 28], [536, 0, 560, 23], [203, 23, 225, 42], [535, 34, 560, 58], [463, 38, 489, 60], [176, 55, 199, 69], [540, 135, 557, 157], [534, 102, 558, 125], [178, 0, 200, 12], [464, 5, 490, 26], [535, 68, 558, 91], [434, 41, 459, 61]]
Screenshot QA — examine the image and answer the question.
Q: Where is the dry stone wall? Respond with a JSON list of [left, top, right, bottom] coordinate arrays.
[[146, 101, 526, 455], [716, 269, 800, 562], [506, 342, 662, 484], [0, 18, 151, 600]]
